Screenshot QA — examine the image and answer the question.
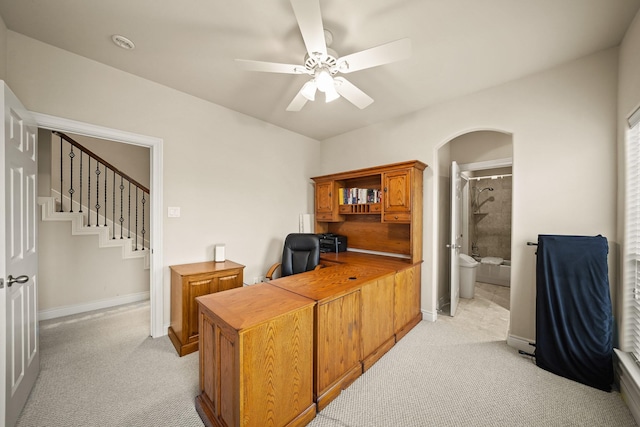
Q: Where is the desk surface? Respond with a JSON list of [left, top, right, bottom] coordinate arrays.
[[269, 262, 392, 302], [196, 283, 314, 331]]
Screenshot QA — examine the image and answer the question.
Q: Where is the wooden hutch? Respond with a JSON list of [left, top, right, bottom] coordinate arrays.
[[312, 160, 425, 264]]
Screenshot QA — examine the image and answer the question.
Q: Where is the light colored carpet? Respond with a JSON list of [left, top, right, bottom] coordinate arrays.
[[16, 301, 202, 427], [17, 284, 636, 427]]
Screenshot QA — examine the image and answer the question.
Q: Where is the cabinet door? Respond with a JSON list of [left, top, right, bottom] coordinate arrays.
[[188, 276, 216, 341], [394, 265, 421, 340], [361, 275, 395, 370], [316, 181, 334, 214], [383, 169, 411, 213], [316, 291, 361, 397], [217, 270, 243, 292]]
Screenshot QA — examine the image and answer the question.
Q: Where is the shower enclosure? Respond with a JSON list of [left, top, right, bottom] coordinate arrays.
[[469, 175, 512, 286]]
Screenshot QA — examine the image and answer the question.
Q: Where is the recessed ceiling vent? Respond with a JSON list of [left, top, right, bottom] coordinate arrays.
[[111, 34, 135, 50]]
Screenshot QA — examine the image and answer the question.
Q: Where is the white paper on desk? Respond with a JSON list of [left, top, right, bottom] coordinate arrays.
[[299, 214, 314, 233]]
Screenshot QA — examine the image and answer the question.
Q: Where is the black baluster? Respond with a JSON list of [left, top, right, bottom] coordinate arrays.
[[95, 162, 101, 226], [135, 187, 139, 251], [112, 170, 116, 239], [119, 176, 124, 239], [79, 151, 83, 213], [127, 181, 131, 238], [68, 146, 75, 212], [141, 194, 146, 250], [104, 166, 108, 227], [88, 157, 91, 226], [59, 135, 63, 212]]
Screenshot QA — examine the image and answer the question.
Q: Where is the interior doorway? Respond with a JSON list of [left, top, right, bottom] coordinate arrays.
[[31, 113, 164, 338], [438, 130, 513, 339]]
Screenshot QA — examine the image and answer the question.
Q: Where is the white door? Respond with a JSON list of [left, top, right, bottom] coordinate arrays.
[[449, 161, 462, 316], [0, 82, 39, 427]]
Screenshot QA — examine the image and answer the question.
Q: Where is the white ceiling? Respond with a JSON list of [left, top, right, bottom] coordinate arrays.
[[0, 0, 638, 140]]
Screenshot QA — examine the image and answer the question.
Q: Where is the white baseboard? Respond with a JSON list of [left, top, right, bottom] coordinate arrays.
[[38, 291, 150, 321], [422, 309, 437, 322], [507, 333, 536, 355]]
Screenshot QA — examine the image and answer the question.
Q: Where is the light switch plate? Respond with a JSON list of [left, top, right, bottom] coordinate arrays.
[[168, 207, 181, 218]]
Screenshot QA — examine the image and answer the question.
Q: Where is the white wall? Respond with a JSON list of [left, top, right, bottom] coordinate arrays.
[[38, 220, 148, 313], [617, 10, 640, 348], [450, 131, 513, 164], [5, 31, 321, 327], [321, 47, 619, 347]]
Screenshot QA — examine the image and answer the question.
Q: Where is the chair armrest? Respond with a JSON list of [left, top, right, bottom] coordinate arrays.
[[313, 264, 323, 271], [266, 262, 282, 280]]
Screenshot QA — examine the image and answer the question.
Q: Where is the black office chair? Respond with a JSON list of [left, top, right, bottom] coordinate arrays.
[[266, 233, 322, 280]]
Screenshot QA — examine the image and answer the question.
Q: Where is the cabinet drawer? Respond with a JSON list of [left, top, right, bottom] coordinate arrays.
[[317, 212, 335, 221], [383, 212, 411, 223]]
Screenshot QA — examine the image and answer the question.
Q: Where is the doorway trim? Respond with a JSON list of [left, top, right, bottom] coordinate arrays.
[[30, 112, 165, 338]]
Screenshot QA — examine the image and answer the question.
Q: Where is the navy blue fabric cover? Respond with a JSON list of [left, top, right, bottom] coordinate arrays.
[[535, 234, 613, 391]]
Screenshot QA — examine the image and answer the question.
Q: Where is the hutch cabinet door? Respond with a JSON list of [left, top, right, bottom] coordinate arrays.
[[383, 169, 412, 213], [316, 181, 333, 213]]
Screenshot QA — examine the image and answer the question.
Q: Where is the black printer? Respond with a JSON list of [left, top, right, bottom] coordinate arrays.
[[318, 233, 347, 253]]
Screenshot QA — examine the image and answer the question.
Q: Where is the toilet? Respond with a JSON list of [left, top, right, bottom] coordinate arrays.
[[459, 253, 479, 298]]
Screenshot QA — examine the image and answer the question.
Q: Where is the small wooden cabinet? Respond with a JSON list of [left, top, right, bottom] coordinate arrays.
[[168, 260, 244, 356], [196, 284, 316, 427]]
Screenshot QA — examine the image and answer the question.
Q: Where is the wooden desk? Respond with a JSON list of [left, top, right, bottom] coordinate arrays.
[[195, 252, 422, 426], [196, 284, 316, 427], [169, 260, 244, 356]]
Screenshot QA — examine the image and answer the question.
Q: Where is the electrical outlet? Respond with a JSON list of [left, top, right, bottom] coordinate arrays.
[[253, 277, 260, 284], [258, 276, 265, 283]]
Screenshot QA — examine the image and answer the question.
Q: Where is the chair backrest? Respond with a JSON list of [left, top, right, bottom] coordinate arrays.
[[280, 233, 321, 277]]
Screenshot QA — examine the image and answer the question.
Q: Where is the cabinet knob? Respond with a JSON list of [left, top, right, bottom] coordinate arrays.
[[384, 187, 387, 192], [394, 215, 398, 220]]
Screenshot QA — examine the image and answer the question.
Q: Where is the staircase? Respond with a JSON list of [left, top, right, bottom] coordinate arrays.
[[39, 195, 150, 269], [42, 131, 150, 269]]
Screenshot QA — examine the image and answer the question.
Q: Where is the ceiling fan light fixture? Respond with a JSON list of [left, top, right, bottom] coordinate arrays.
[[315, 68, 334, 93], [325, 85, 340, 103], [301, 81, 317, 101]]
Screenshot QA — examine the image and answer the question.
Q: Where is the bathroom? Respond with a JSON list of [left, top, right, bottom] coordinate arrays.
[[438, 130, 512, 337]]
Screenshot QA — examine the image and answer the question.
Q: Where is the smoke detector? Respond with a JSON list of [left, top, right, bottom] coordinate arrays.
[[111, 35, 135, 50]]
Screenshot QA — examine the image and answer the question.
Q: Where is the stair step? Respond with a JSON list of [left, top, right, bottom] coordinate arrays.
[[38, 197, 150, 269]]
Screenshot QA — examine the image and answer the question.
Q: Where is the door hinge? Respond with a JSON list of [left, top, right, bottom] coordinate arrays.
[[0, 278, 3, 289]]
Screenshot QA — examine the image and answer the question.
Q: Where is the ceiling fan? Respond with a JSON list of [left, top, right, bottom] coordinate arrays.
[[235, 0, 412, 111]]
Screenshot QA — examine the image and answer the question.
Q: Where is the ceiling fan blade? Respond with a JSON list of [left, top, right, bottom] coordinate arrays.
[[286, 84, 310, 111], [334, 77, 374, 109], [235, 59, 307, 74], [290, 0, 327, 58], [337, 38, 412, 73]]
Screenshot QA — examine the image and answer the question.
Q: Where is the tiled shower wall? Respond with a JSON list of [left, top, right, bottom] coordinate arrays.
[[470, 176, 512, 260]]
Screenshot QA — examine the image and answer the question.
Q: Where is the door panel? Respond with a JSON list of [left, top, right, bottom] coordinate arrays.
[[2, 83, 39, 427], [449, 161, 462, 316]]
